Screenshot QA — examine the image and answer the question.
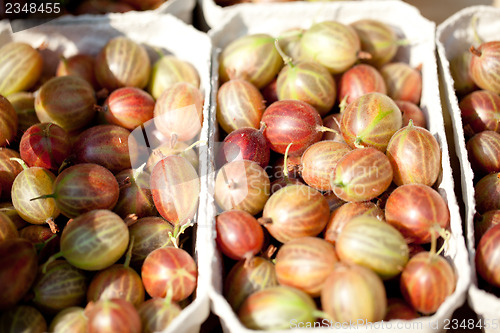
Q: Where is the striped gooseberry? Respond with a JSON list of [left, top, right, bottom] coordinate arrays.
[[138, 298, 182, 333], [85, 299, 141, 333], [386, 120, 441, 186], [102, 87, 155, 130], [336, 216, 409, 279], [11, 165, 60, 230], [467, 130, 500, 176], [0, 42, 43, 96], [300, 21, 367, 74], [350, 19, 399, 67], [32, 260, 88, 314], [217, 79, 265, 134], [87, 264, 145, 308], [385, 184, 450, 244], [469, 41, 500, 94], [215, 160, 270, 215], [34, 75, 97, 132], [338, 64, 387, 105], [259, 184, 329, 243], [148, 55, 200, 99], [219, 33, 283, 89], [321, 262, 387, 323], [380, 62, 422, 105], [95, 36, 151, 90], [459, 90, 500, 136], [216, 209, 264, 260], [19, 123, 71, 172], [220, 126, 270, 168], [238, 286, 321, 330], [331, 147, 393, 202], [153, 82, 203, 142], [0, 239, 38, 310], [476, 223, 500, 287], [275, 236, 338, 297], [400, 251, 456, 315], [224, 256, 279, 311], [57, 209, 129, 271], [340, 92, 402, 152], [150, 155, 200, 226], [261, 100, 328, 156], [141, 247, 197, 301], [475, 172, 500, 214], [73, 124, 132, 174]]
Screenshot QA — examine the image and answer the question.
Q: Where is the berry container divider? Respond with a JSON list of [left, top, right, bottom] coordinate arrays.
[[437, 6, 500, 333], [0, 11, 213, 333], [206, 1, 470, 332]]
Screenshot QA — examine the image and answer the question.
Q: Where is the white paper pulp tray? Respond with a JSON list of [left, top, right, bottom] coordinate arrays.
[[0, 11, 213, 333], [198, 0, 398, 29], [437, 6, 500, 333], [206, 1, 470, 332]]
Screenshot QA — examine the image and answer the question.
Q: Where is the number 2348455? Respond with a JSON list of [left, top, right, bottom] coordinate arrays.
[[5, 2, 61, 14]]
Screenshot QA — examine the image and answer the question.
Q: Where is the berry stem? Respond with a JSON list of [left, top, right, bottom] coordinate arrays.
[[124, 214, 138, 227], [317, 126, 340, 136], [9, 157, 28, 170], [34, 233, 57, 253], [470, 45, 482, 58], [30, 193, 56, 201], [257, 217, 273, 226], [123, 236, 135, 268], [262, 244, 277, 260], [183, 140, 206, 153], [46, 218, 59, 233], [274, 39, 294, 68], [339, 95, 349, 113], [42, 251, 65, 274], [283, 143, 293, 181], [395, 38, 410, 46], [357, 51, 372, 60], [312, 310, 334, 322]]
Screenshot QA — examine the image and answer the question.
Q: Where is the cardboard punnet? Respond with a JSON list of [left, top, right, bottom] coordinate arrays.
[[437, 6, 500, 333], [198, 0, 397, 29], [154, 0, 196, 23], [0, 12, 212, 333], [207, 1, 470, 332]]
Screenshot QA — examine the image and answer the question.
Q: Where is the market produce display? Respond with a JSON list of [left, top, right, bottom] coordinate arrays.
[[211, 7, 465, 330], [0, 15, 210, 332], [437, 6, 500, 330]]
